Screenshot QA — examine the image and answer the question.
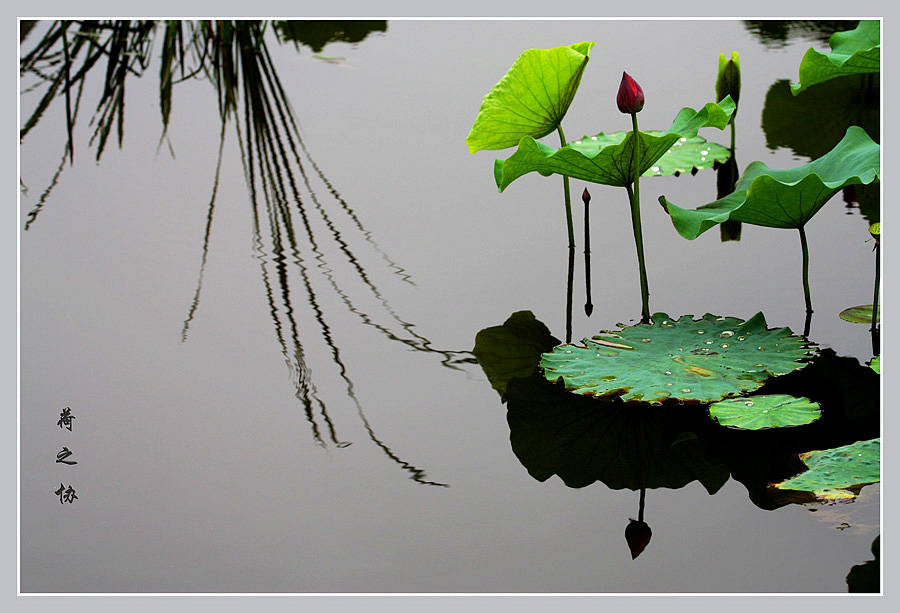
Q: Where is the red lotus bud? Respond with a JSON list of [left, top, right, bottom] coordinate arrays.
[[625, 519, 652, 559], [617, 72, 644, 114]]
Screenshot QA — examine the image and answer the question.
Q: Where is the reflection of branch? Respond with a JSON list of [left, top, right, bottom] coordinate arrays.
[[180, 28, 452, 484], [181, 121, 226, 342]]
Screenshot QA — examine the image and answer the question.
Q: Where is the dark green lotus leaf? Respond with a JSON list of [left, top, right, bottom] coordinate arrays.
[[709, 394, 821, 430], [506, 371, 729, 492], [466, 42, 594, 153], [494, 97, 735, 191], [839, 304, 880, 324], [791, 20, 880, 95], [569, 131, 730, 177], [774, 438, 880, 500], [662, 126, 880, 239], [473, 310, 560, 399], [540, 312, 814, 403]]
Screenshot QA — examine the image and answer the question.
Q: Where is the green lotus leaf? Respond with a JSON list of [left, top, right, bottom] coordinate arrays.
[[774, 438, 880, 500], [791, 20, 880, 95], [540, 312, 814, 404], [661, 126, 880, 239], [709, 394, 821, 430], [466, 42, 594, 153], [473, 310, 560, 399], [493, 97, 736, 191], [569, 131, 730, 177], [839, 304, 880, 324], [870, 356, 880, 374]]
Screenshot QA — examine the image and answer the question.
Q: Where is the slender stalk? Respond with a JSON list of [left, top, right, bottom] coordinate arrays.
[[638, 487, 646, 523], [583, 188, 593, 316], [871, 239, 880, 354], [566, 246, 575, 344], [627, 112, 651, 323], [798, 225, 813, 315], [557, 125, 575, 249]]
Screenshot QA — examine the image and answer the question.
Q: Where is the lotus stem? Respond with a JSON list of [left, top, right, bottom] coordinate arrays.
[[872, 238, 880, 351], [583, 188, 593, 316], [799, 226, 813, 315], [627, 112, 651, 324], [566, 246, 575, 344], [557, 125, 576, 250]]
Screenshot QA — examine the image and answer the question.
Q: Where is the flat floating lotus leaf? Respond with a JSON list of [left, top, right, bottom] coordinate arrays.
[[494, 97, 735, 191], [466, 42, 594, 153], [540, 312, 814, 403], [569, 131, 730, 177], [839, 304, 880, 324], [662, 126, 880, 239], [709, 394, 821, 430], [791, 20, 880, 95], [774, 438, 880, 500]]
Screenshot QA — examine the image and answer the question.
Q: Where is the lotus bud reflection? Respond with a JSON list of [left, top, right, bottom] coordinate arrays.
[[617, 71, 645, 114], [625, 519, 652, 559]]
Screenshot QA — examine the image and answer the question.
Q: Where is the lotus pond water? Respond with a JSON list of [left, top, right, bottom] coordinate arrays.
[[19, 19, 880, 595]]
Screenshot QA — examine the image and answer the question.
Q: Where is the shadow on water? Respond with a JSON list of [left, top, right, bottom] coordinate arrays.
[[20, 20, 473, 487], [473, 308, 879, 577]]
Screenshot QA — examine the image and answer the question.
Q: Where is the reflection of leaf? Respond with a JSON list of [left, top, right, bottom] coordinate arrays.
[[506, 372, 729, 492], [662, 126, 880, 239], [493, 97, 735, 191], [839, 304, 880, 324], [709, 395, 821, 430], [473, 311, 559, 399], [774, 438, 880, 500], [791, 20, 880, 95], [688, 349, 879, 510], [762, 77, 879, 161], [569, 131, 730, 177], [846, 535, 880, 593], [272, 20, 387, 53], [466, 42, 594, 153], [540, 312, 814, 403]]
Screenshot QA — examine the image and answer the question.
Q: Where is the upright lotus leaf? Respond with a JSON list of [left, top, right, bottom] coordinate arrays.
[[473, 310, 560, 399], [466, 42, 594, 153], [662, 126, 880, 240], [774, 438, 880, 500], [709, 395, 821, 430], [494, 97, 736, 191], [791, 20, 880, 95], [541, 312, 814, 403]]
